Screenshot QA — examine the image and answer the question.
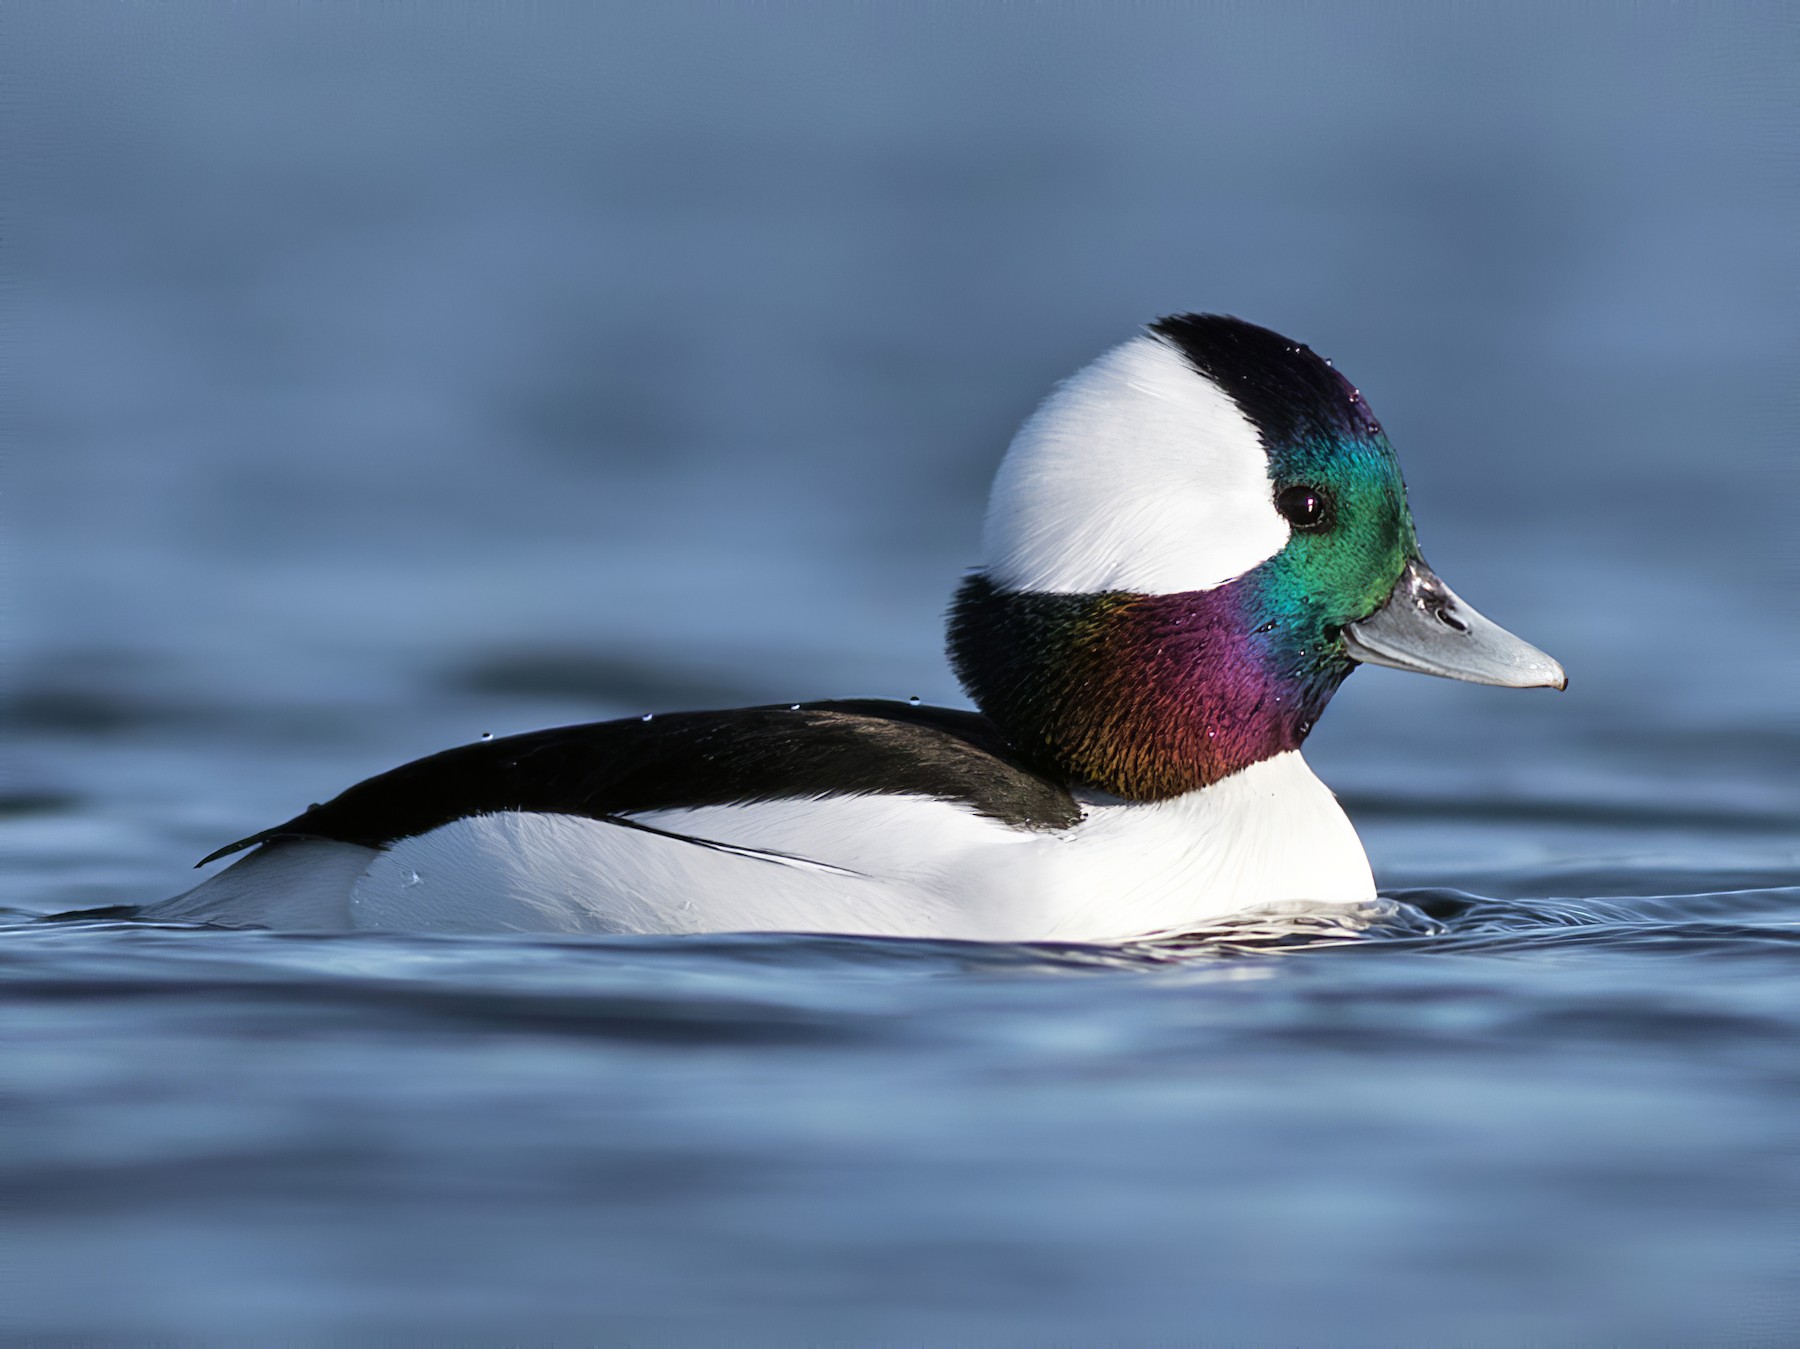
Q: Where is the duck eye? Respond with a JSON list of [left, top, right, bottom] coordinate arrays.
[[1276, 484, 1332, 531]]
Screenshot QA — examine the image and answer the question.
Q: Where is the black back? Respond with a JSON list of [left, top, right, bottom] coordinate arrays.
[[199, 699, 1081, 865]]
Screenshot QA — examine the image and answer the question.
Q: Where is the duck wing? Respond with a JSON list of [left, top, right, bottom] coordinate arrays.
[[198, 699, 1080, 866]]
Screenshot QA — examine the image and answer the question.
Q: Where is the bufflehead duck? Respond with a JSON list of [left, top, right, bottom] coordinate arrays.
[[145, 314, 1563, 940]]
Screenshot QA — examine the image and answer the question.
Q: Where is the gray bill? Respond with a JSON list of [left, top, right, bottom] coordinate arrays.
[[1344, 559, 1566, 690]]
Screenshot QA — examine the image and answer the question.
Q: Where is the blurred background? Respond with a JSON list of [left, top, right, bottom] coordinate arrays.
[[7, 4, 1796, 904], [4, 7, 1798, 1342]]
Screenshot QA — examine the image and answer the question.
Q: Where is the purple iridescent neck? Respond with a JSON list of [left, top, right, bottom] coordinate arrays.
[[948, 573, 1353, 801]]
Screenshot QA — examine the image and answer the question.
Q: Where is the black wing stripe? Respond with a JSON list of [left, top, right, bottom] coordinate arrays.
[[596, 812, 867, 878]]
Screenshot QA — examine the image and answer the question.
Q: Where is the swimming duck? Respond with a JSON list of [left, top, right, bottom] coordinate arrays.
[[146, 314, 1564, 940]]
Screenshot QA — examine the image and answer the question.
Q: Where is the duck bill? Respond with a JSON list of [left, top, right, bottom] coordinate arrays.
[[1344, 559, 1566, 690]]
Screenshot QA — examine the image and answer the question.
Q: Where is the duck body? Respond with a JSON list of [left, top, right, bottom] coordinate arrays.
[[149, 701, 1370, 939], [143, 315, 1562, 939]]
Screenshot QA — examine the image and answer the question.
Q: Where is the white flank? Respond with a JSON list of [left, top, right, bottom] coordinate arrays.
[[347, 796, 1038, 938], [982, 332, 1290, 595], [1021, 751, 1376, 942]]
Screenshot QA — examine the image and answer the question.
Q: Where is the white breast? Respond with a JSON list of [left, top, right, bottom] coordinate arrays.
[[1020, 751, 1376, 941], [146, 752, 1373, 940]]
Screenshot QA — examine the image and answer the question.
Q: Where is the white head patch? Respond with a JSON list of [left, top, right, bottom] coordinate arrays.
[[982, 333, 1290, 595]]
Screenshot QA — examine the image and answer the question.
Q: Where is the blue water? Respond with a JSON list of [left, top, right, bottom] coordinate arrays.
[[5, 7, 1797, 1342]]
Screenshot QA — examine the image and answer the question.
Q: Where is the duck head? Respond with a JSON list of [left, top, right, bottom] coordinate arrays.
[[948, 313, 1564, 801]]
